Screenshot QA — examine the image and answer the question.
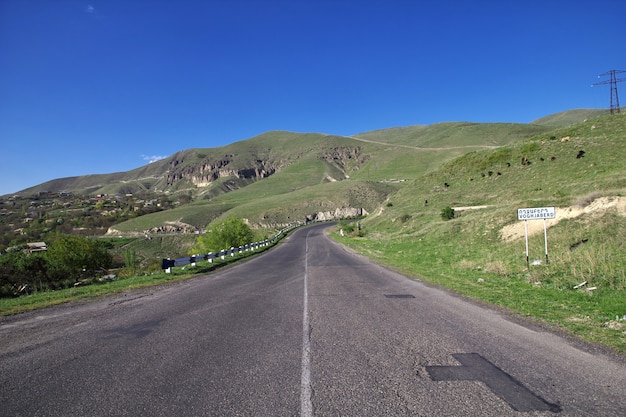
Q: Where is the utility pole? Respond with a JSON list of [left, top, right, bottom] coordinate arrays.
[[592, 70, 626, 114]]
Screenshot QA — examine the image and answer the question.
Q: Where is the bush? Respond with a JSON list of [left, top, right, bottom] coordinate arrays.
[[338, 220, 354, 233], [47, 236, 112, 282], [338, 220, 365, 237], [0, 235, 113, 296], [441, 206, 455, 220], [193, 217, 255, 254], [123, 248, 138, 274]]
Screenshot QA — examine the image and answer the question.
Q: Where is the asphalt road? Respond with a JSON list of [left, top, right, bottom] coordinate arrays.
[[1, 223, 625, 416]]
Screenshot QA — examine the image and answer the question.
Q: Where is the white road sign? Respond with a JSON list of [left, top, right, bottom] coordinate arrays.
[[517, 207, 556, 220]]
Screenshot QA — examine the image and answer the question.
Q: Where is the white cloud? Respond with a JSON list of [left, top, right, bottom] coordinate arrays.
[[86, 5, 95, 13], [141, 155, 168, 164]]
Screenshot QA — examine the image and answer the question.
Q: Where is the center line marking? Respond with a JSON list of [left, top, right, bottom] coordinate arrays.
[[301, 232, 313, 417]]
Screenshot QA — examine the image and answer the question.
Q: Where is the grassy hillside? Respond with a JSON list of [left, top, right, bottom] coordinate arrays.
[[14, 108, 603, 197], [532, 108, 609, 127], [18, 156, 175, 196], [353, 122, 551, 147], [336, 112, 626, 353], [110, 122, 547, 233], [358, 113, 625, 235]]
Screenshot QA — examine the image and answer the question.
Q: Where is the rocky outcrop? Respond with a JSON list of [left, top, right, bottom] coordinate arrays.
[[318, 146, 370, 171], [166, 155, 281, 188], [147, 221, 198, 235], [164, 146, 371, 189], [306, 207, 368, 222], [106, 221, 198, 236]]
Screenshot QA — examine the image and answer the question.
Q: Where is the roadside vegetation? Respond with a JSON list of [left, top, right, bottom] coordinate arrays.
[[0, 225, 278, 316], [0, 236, 113, 297]]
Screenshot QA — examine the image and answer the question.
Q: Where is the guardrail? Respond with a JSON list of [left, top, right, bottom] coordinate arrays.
[[160, 221, 305, 272]]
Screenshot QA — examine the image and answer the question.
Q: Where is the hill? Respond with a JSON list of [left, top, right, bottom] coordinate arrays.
[[17, 108, 600, 197], [104, 122, 552, 234], [531, 108, 609, 127], [361, 112, 625, 230], [2, 118, 556, 250], [9, 108, 611, 236], [18, 123, 548, 198], [352, 121, 550, 147]]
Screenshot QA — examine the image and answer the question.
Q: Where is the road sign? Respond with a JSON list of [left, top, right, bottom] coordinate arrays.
[[517, 207, 556, 268], [517, 207, 555, 220]]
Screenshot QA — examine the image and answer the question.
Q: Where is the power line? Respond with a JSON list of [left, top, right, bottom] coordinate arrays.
[[592, 70, 626, 114]]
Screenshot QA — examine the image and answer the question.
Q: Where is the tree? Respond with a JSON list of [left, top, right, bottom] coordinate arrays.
[[0, 251, 51, 296], [0, 252, 22, 296], [193, 217, 255, 254], [17, 252, 50, 291], [46, 236, 112, 282]]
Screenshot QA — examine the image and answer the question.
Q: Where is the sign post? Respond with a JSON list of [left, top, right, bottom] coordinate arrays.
[[524, 220, 529, 269], [517, 207, 555, 268], [543, 219, 550, 265]]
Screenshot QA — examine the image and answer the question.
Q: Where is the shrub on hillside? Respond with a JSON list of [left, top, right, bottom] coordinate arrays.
[[441, 206, 455, 221], [338, 220, 365, 237]]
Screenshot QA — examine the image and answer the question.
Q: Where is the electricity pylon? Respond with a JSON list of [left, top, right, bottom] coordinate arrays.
[[593, 70, 626, 114]]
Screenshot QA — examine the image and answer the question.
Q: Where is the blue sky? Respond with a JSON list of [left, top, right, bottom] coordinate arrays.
[[1, 0, 624, 195]]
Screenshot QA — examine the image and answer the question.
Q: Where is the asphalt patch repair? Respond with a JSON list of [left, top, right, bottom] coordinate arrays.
[[426, 353, 562, 413]]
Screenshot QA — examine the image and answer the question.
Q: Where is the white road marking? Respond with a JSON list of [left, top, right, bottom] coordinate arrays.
[[301, 232, 313, 417]]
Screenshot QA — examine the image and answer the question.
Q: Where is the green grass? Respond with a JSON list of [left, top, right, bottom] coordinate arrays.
[[333, 209, 626, 353], [0, 270, 191, 315], [105, 234, 198, 269]]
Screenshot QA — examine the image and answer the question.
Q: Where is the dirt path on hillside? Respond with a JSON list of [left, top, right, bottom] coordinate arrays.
[[347, 136, 499, 151], [499, 196, 626, 242]]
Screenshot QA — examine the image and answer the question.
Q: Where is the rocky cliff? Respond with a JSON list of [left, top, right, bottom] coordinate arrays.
[[162, 145, 367, 189], [165, 154, 281, 188]]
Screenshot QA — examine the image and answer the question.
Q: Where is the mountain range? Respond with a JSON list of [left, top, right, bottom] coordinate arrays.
[[12, 108, 614, 234]]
